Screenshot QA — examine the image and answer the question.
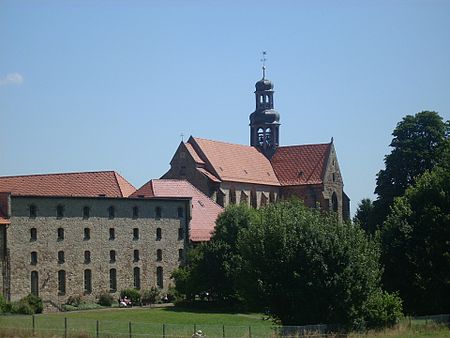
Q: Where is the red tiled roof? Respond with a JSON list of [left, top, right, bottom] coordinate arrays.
[[0, 171, 136, 197], [131, 179, 223, 242], [190, 137, 279, 186], [184, 143, 205, 165], [197, 168, 221, 183], [0, 210, 9, 225], [271, 143, 331, 185]]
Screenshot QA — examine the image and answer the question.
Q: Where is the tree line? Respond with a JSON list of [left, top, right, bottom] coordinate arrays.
[[172, 110, 449, 330]]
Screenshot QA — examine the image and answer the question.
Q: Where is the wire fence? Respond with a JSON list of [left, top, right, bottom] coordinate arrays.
[[0, 313, 448, 338]]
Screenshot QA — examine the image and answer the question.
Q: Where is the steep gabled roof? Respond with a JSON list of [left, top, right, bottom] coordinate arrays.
[[0, 171, 136, 197], [271, 143, 332, 185], [131, 179, 223, 242], [189, 137, 279, 186]]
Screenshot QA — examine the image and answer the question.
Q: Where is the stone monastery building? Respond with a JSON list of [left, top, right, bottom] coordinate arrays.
[[0, 70, 348, 307]]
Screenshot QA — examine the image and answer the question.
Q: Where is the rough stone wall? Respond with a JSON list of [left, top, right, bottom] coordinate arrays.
[[219, 182, 279, 208], [6, 196, 189, 304]]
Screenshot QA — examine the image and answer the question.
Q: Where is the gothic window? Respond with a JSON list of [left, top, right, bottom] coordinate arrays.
[[110, 250, 116, 263], [269, 192, 275, 203], [57, 228, 64, 241], [265, 128, 272, 145], [109, 228, 115, 240], [332, 173, 336, 182], [155, 207, 162, 219], [30, 228, 37, 241], [29, 205, 37, 218], [257, 128, 264, 146], [134, 249, 140, 262], [156, 228, 162, 240], [240, 191, 248, 205], [177, 207, 184, 218], [108, 206, 115, 219], [228, 188, 236, 204], [156, 249, 162, 261], [84, 269, 92, 294], [260, 192, 268, 207], [156, 267, 163, 289], [83, 206, 90, 219], [58, 251, 65, 264], [30, 251, 37, 265], [84, 228, 90, 240], [109, 268, 117, 292], [58, 270, 66, 295], [132, 206, 139, 219], [332, 192, 338, 213], [250, 190, 257, 209], [56, 205, 64, 219], [31, 271, 39, 296], [134, 267, 141, 290], [216, 189, 225, 207], [84, 250, 91, 263], [133, 228, 139, 240]]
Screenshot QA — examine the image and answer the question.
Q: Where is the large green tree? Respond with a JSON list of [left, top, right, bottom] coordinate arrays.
[[373, 111, 449, 227], [381, 157, 450, 315], [238, 200, 400, 328], [353, 198, 375, 234]]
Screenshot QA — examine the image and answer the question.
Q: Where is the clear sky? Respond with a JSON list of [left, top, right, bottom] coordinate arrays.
[[1, 0, 449, 216]]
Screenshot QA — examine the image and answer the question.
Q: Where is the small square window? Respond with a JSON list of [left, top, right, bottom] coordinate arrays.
[[133, 228, 139, 240], [110, 250, 116, 263], [109, 228, 115, 240], [30, 228, 37, 241], [84, 228, 90, 240], [30, 251, 37, 265], [58, 251, 65, 264], [133, 249, 139, 262], [57, 228, 64, 241], [84, 250, 91, 263]]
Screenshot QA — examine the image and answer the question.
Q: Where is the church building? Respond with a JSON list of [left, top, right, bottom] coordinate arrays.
[[162, 70, 350, 221]]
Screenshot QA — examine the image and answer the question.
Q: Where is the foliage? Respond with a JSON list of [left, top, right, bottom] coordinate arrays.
[[238, 200, 386, 328], [97, 291, 114, 307], [120, 288, 141, 305], [66, 294, 85, 307], [10, 301, 33, 315], [0, 294, 6, 314], [353, 198, 375, 234], [141, 287, 160, 305], [364, 290, 403, 329], [381, 161, 450, 315], [373, 111, 449, 228], [21, 293, 43, 314]]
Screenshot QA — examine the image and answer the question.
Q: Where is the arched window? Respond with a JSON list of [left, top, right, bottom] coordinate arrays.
[[29, 205, 37, 218], [250, 190, 257, 209], [134, 267, 141, 290], [216, 189, 224, 207], [109, 268, 117, 292], [30, 251, 37, 265], [257, 128, 264, 146], [31, 271, 39, 296], [265, 128, 272, 145], [332, 192, 338, 213], [269, 192, 275, 203], [84, 269, 92, 294], [58, 270, 66, 295], [240, 191, 248, 205], [30, 228, 37, 241], [229, 188, 236, 205], [260, 192, 268, 207], [156, 267, 163, 289]]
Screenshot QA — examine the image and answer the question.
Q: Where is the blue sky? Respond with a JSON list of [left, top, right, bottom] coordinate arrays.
[[1, 0, 449, 215]]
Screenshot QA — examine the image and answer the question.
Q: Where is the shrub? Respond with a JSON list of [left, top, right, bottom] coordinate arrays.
[[120, 288, 141, 305], [97, 291, 114, 307], [141, 287, 160, 305], [66, 294, 84, 307], [10, 301, 33, 315], [0, 294, 6, 313], [365, 290, 403, 329], [22, 293, 43, 314]]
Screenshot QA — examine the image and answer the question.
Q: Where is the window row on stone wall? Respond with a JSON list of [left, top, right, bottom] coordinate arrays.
[[28, 204, 185, 220], [217, 188, 276, 208], [29, 226, 183, 242], [30, 248, 183, 265], [30, 266, 165, 297]]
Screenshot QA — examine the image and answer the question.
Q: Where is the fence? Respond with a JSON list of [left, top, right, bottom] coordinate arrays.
[[0, 314, 448, 338]]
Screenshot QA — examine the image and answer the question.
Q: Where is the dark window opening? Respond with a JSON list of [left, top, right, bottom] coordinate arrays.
[[84, 269, 92, 294], [156, 267, 163, 289], [58, 251, 65, 264], [29, 205, 37, 218], [133, 249, 139, 262], [57, 228, 64, 241], [108, 206, 115, 219], [109, 228, 115, 240], [156, 249, 162, 261], [84, 228, 90, 240], [156, 228, 162, 241], [83, 206, 90, 219], [30, 251, 37, 265], [132, 206, 139, 219], [229, 188, 236, 204], [56, 205, 64, 219], [84, 250, 91, 263], [178, 249, 183, 261], [109, 269, 117, 292], [30, 228, 37, 241], [31, 271, 39, 296], [250, 190, 257, 209], [178, 228, 184, 240], [155, 207, 162, 219], [110, 250, 116, 263], [133, 267, 141, 290], [133, 228, 139, 240], [58, 270, 66, 295], [332, 192, 338, 213]]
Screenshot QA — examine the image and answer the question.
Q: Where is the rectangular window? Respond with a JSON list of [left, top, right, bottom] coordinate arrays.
[[178, 248, 183, 261], [132, 206, 139, 219], [56, 205, 64, 219], [83, 206, 90, 219], [133, 228, 139, 240], [155, 207, 162, 219], [58, 270, 66, 295], [109, 228, 115, 240], [31, 271, 39, 296], [84, 228, 90, 240], [30, 251, 37, 265], [84, 250, 91, 263], [177, 207, 184, 218], [156, 228, 162, 241], [29, 205, 37, 218], [58, 251, 65, 264], [156, 249, 162, 261], [30, 228, 37, 241], [178, 228, 184, 240], [109, 269, 117, 292], [108, 206, 115, 219], [57, 228, 64, 241], [133, 249, 139, 262], [133, 267, 140, 290], [84, 269, 92, 294], [110, 250, 116, 263]]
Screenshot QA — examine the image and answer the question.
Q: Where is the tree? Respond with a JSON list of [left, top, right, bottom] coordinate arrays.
[[353, 198, 375, 234], [373, 111, 449, 227], [238, 199, 400, 328], [381, 160, 450, 315]]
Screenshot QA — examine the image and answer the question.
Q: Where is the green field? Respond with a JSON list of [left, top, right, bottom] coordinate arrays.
[[0, 307, 449, 338]]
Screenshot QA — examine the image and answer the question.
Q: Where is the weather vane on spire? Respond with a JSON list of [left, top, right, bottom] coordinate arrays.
[[261, 51, 267, 79]]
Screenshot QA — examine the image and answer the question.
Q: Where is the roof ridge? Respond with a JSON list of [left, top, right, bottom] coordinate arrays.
[[277, 142, 331, 149], [191, 136, 254, 148], [0, 170, 117, 179]]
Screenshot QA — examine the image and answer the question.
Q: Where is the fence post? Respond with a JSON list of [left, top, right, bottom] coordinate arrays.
[[163, 323, 166, 338], [32, 314, 35, 336], [129, 321, 132, 338], [64, 317, 67, 338], [194, 324, 196, 334], [222, 324, 225, 338], [249, 325, 252, 338], [96, 320, 99, 338]]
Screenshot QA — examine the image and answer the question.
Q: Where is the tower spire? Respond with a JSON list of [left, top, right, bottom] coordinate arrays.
[[261, 51, 267, 79]]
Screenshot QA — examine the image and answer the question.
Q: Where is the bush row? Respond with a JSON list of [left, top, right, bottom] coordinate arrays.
[[0, 293, 43, 315]]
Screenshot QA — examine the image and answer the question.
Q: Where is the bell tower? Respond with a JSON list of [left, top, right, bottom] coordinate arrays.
[[249, 53, 280, 159]]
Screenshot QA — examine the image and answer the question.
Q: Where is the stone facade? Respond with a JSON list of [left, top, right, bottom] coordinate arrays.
[[0, 195, 190, 303]]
